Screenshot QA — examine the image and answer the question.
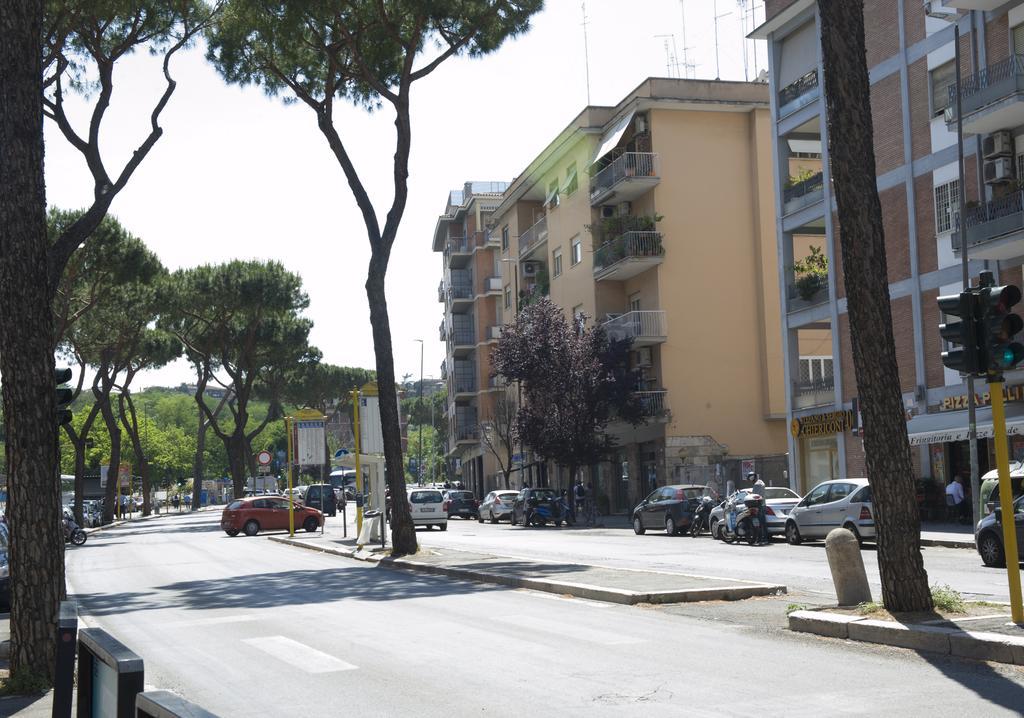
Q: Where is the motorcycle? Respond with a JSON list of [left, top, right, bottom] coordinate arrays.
[[63, 516, 87, 546], [688, 496, 715, 537], [718, 494, 762, 546], [525, 499, 568, 527]]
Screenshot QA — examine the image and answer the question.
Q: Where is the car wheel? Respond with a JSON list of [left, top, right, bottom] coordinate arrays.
[[439, 523, 447, 532], [477, 513, 484, 523], [665, 516, 678, 536], [785, 521, 802, 545], [979, 532, 1006, 568], [225, 529, 239, 537], [303, 517, 318, 533], [490, 511, 498, 525], [843, 522, 863, 547], [710, 518, 720, 540], [243, 520, 259, 537], [633, 516, 646, 535]]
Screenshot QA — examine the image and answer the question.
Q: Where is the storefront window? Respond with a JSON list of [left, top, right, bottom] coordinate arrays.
[[801, 436, 838, 492]]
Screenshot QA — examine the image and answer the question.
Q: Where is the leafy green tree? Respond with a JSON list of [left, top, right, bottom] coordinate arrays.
[[161, 261, 314, 499], [206, 0, 543, 556]]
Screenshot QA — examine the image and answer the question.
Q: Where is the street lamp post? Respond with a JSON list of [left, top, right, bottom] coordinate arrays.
[[415, 339, 424, 486]]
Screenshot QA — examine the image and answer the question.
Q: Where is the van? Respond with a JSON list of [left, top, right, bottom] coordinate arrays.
[[303, 484, 337, 517], [407, 488, 447, 530]]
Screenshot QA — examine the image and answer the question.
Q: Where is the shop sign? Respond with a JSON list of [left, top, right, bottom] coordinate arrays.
[[940, 384, 1024, 411], [790, 409, 855, 438]]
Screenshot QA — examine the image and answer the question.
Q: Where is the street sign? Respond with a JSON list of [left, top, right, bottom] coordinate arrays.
[[257, 450, 272, 466], [257, 465, 270, 475], [334, 448, 350, 459]]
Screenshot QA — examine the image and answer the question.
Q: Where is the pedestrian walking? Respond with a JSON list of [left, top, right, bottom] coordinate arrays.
[[750, 472, 769, 544], [172, 495, 180, 512], [574, 478, 586, 518], [946, 475, 968, 523]]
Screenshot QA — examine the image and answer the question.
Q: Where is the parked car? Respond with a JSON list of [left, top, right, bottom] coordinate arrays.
[[302, 484, 337, 517], [0, 522, 8, 611], [709, 486, 801, 539], [975, 494, 1024, 567], [509, 487, 561, 527], [221, 496, 323, 536], [443, 490, 479, 519], [407, 488, 447, 530], [631, 484, 707, 536], [785, 478, 875, 545], [479, 490, 519, 523]]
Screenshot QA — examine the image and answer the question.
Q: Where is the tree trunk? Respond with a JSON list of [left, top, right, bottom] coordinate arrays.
[[0, 0, 63, 682], [193, 402, 206, 509], [96, 388, 123, 524], [366, 271, 417, 556], [817, 1, 931, 611], [225, 432, 248, 500]]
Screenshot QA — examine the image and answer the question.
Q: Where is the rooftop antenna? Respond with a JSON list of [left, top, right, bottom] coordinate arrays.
[[679, 0, 697, 78], [737, 0, 749, 81], [655, 34, 681, 78], [713, 0, 732, 80], [581, 1, 592, 104]]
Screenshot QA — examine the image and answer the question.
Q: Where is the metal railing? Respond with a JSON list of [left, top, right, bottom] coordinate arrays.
[[778, 69, 819, 116], [794, 377, 834, 396], [593, 231, 664, 271], [518, 215, 548, 257], [438, 322, 446, 341], [448, 284, 473, 301], [453, 377, 477, 393], [782, 171, 824, 205], [454, 424, 480, 441], [451, 330, 475, 346], [589, 152, 658, 200], [602, 310, 667, 342], [447, 236, 471, 254], [635, 390, 668, 417], [954, 54, 1024, 102], [437, 280, 445, 303], [962, 190, 1024, 229]]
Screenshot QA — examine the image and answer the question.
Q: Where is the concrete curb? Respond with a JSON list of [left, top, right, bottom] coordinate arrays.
[[269, 535, 786, 605], [919, 537, 974, 549], [789, 609, 1024, 665]]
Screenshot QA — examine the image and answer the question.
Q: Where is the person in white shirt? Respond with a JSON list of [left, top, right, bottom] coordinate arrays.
[[946, 475, 967, 522]]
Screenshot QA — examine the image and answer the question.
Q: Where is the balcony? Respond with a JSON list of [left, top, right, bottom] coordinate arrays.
[[947, 55, 1024, 135], [481, 276, 503, 295], [438, 321, 446, 342], [602, 311, 667, 347], [450, 329, 475, 357], [593, 231, 664, 281], [636, 390, 668, 419], [454, 423, 480, 444], [782, 171, 824, 216], [453, 369, 477, 396], [589, 152, 660, 206], [444, 236, 473, 268], [437, 280, 445, 303], [518, 215, 548, 258], [793, 377, 835, 410], [953, 191, 1024, 260], [943, 0, 1004, 11], [448, 283, 473, 311], [777, 70, 819, 119], [484, 325, 503, 342]]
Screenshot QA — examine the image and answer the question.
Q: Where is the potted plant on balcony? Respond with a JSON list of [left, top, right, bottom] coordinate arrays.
[[791, 245, 829, 301]]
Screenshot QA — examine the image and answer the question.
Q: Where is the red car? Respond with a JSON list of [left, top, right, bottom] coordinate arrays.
[[221, 496, 323, 537]]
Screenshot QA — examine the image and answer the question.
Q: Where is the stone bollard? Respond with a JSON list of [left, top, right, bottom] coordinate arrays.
[[825, 527, 873, 606]]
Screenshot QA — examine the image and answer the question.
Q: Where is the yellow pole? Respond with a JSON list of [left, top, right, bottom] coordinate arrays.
[[988, 378, 1023, 624], [286, 415, 295, 537], [353, 389, 363, 534]]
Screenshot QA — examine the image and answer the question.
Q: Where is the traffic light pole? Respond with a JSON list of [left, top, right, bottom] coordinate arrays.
[[986, 377, 1023, 624]]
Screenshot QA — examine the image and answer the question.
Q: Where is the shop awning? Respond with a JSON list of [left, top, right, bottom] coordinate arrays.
[[905, 404, 1024, 446], [592, 112, 634, 165]]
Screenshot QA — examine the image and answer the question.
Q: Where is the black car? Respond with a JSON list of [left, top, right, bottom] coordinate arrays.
[[509, 487, 561, 527], [632, 484, 707, 536], [303, 484, 337, 517], [443, 490, 479, 519]]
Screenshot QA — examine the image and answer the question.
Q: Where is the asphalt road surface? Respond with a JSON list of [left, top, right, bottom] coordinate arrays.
[[64, 512, 1024, 717]]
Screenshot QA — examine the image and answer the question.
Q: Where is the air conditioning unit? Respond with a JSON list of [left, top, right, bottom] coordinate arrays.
[[984, 157, 1014, 184], [923, 0, 957, 21], [635, 347, 653, 368], [522, 261, 540, 277], [983, 131, 1013, 160], [616, 201, 632, 216], [600, 205, 616, 218], [634, 115, 647, 134]]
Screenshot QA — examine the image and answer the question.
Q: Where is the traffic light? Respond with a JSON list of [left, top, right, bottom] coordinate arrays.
[[979, 283, 1024, 374], [55, 367, 73, 426], [938, 290, 981, 376]]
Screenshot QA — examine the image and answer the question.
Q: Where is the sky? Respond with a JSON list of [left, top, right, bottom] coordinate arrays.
[[44, 0, 767, 390]]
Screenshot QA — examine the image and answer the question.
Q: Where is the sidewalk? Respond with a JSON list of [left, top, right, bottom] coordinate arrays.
[[269, 523, 786, 605]]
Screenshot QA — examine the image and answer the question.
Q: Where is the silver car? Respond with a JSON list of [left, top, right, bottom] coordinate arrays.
[[709, 486, 801, 539], [785, 478, 875, 545], [478, 490, 519, 523]]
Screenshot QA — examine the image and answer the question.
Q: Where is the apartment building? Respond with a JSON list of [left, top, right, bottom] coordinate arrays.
[[433, 182, 510, 498], [485, 78, 789, 513], [754, 0, 1024, 495]]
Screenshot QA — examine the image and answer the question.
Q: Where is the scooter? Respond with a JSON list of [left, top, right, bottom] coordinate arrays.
[[63, 516, 87, 546], [718, 494, 762, 546], [524, 499, 568, 527], [688, 496, 715, 537]]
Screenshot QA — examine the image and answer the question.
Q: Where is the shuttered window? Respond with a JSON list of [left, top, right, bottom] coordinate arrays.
[[934, 179, 959, 234], [1013, 24, 1024, 55], [930, 61, 956, 117]]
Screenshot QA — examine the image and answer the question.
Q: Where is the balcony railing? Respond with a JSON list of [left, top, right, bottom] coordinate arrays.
[[794, 377, 834, 396], [448, 284, 473, 301], [602, 311, 667, 345], [947, 54, 1024, 132], [437, 280, 445, 303], [454, 424, 480, 442], [453, 378, 477, 394], [635, 390, 668, 417], [518, 215, 548, 257], [589, 153, 659, 204], [782, 171, 824, 215], [953, 191, 1024, 256], [438, 321, 446, 342], [593, 232, 664, 274], [778, 69, 819, 118], [451, 330, 475, 346]]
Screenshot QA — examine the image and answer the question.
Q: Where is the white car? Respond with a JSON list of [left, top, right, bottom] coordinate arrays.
[[785, 478, 876, 545], [407, 488, 447, 531]]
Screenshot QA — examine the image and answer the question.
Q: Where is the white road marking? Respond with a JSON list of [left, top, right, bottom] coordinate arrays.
[[493, 615, 642, 646], [242, 636, 358, 673]]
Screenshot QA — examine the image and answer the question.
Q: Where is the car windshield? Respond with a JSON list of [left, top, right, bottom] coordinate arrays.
[[410, 491, 443, 503], [450, 492, 473, 499], [763, 487, 799, 500], [680, 488, 704, 500], [531, 490, 556, 500]]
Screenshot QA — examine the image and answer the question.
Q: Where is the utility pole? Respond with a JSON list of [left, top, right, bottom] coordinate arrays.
[[581, 1, 592, 104], [415, 339, 424, 485]]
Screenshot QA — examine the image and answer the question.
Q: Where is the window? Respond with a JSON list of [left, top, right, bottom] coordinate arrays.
[[827, 483, 856, 503], [545, 180, 559, 209], [552, 248, 563, 278], [798, 356, 833, 384], [1013, 24, 1024, 55], [629, 292, 641, 312], [801, 483, 831, 507], [934, 179, 959, 234], [571, 235, 582, 265], [1016, 151, 1024, 183], [504, 285, 511, 309], [930, 60, 955, 118], [501, 225, 509, 251], [564, 162, 579, 196]]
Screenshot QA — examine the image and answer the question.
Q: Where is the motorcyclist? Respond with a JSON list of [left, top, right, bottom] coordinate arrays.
[[750, 472, 769, 545]]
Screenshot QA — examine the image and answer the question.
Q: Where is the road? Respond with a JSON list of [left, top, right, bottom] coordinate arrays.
[[61, 511, 1024, 717], [409, 514, 1015, 603]]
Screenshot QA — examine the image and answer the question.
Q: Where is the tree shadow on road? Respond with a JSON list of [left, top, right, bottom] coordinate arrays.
[[917, 649, 1024, 713]]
